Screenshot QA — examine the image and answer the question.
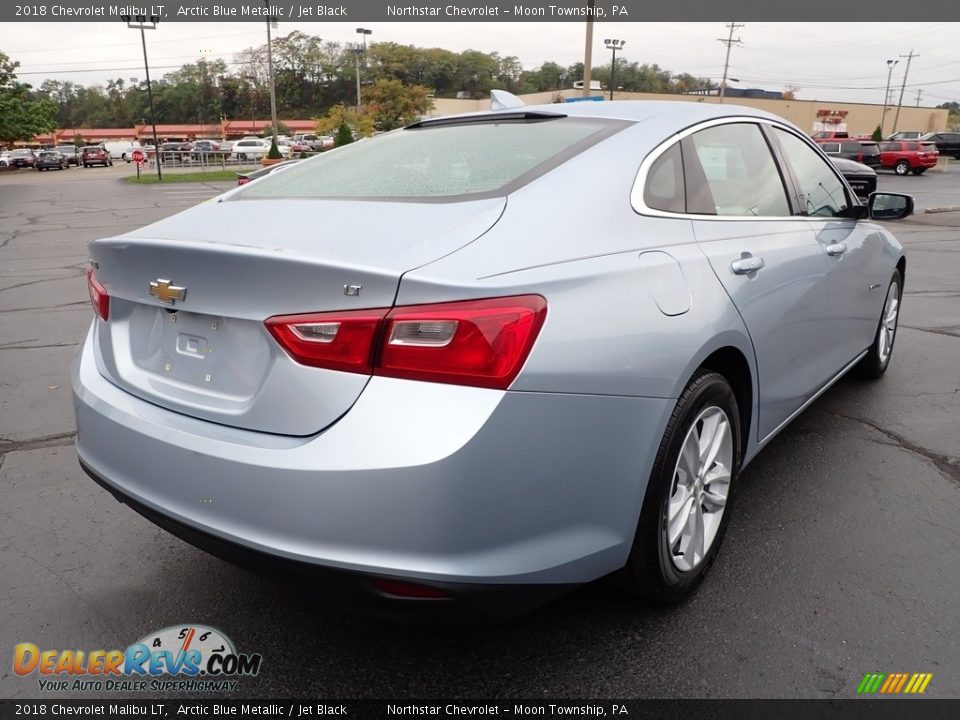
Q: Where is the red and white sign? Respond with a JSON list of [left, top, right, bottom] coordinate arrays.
[[131, 149, 145, 164]]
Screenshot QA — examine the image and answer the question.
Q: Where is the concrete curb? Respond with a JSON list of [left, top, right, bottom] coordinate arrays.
[[923, 206, 960, 214]]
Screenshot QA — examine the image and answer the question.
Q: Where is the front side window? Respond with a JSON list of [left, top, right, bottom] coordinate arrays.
[[687, 123, 790, 217], [774, 129, 850, 218]]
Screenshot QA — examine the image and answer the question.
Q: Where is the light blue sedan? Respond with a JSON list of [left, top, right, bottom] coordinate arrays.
[[74, 98, 911, 617]]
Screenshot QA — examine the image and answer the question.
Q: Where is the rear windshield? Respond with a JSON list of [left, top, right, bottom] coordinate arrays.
[[921, 143, 938, 152], [238, 116, 627, 201]]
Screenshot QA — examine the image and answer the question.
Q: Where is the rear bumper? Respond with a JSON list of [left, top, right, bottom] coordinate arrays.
[[72, 326, 671, 610]]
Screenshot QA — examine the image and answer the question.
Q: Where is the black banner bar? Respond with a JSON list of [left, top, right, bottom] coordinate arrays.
[[4, 700, 960, 720], [4, 0, 960, 22]]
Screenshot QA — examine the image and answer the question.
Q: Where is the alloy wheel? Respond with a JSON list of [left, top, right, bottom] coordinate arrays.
[[666, 406, 733, 572], [877, 279, 900, 365]]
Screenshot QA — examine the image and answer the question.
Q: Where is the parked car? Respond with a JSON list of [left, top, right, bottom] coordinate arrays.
[[8, 149, 37, 168], [831, 157, 877, 202], [811, 130, 850, 141], [35, 150, 68, 171], [231, 138, 270, 160], [104, 141, 142, 162], [0, 151, 11, 168], [160, 142, 192, 153], [81, 146, 113, 167], [816, 139, 881, 167], [192, 140, 222, 153], [75, 101, 912, 617], [235, 159, 299, 185], [919, 131, 960, 159], [55, 145, 81, 166], [886, 131, 923, 141], [879, 140, 939, 175], [232, 138, 292, 160]]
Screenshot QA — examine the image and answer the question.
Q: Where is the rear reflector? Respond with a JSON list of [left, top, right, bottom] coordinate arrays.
[[265, 295, 547, 390], [371, 578, 450, 599], [86, 268, 109, 321]]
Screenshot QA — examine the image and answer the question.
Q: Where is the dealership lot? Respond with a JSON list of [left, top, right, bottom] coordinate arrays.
[[1, 167, 959, 698]]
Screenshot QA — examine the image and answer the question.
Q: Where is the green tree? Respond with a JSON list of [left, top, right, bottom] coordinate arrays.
[[364, 78, 433, 130], [872, 125, 883, 142], [334, 121, 353, 147], [316, 103, 374, 137], [0, 51, 57, 145]]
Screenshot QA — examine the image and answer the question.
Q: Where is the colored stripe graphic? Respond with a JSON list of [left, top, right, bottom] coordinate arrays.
[[858, 672, 932, 694]]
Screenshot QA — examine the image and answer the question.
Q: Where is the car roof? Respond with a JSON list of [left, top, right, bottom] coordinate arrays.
[[436, 100, 790, 127]]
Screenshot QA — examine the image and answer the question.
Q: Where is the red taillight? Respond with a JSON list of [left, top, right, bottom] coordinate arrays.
[[264, 308, 388, 374], [371, 578, 449, 599], [377, 296, 547, 389], [264, 295, 547, 390], [237, 177, 250, 185], [86, 268, 109, 321]]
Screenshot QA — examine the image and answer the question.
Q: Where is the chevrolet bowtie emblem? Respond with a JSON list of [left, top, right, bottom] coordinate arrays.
[[149, 279, 187, 305]]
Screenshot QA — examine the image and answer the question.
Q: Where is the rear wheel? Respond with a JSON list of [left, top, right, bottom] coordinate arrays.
[[237, 153, 248, 161], [894, 160, 911, 175], [856, 270, 902, 379], [619, 371, 740, 603]]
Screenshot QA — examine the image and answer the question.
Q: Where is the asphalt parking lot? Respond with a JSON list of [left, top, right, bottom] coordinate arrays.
[[1, 165, 959, 699]]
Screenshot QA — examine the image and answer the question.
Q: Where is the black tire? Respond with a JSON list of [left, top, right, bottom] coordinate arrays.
[[894, 160, 911, 176], [237, 153, 247, 162], [855, 269, 903, 379], [618, 370, 741, 603]]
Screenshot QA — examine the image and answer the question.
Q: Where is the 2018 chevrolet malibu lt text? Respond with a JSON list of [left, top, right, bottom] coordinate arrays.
[[73, 100, 912, 618]]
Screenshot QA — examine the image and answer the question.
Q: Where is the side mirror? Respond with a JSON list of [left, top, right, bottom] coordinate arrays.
[[868, 192, 914, 221]]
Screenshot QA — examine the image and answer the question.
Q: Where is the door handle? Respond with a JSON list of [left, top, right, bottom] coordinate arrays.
[[826, 242, 848, 256], [731, 256, 765, 275]]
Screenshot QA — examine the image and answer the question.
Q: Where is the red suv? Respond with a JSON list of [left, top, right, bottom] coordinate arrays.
[[81, 146, 113, 168], [879, 141, 939, 175]]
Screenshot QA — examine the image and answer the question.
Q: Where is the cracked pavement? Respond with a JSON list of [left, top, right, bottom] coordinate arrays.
[[1, 165, 959, 700]]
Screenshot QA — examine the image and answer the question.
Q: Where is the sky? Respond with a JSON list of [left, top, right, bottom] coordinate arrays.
[[5, 21, 960, 107]]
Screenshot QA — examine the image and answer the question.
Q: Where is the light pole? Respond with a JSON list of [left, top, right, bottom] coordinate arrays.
[[354, 28, 372, 107], [122, 14, 161, 181], [880, 59, 898, 137], [243, 74, 258, 135], [264, 1, 279, 150], [604, 38, 625, 101]]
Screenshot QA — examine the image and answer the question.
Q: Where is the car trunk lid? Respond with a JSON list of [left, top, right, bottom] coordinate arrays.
[[89, 197, 505, 435]]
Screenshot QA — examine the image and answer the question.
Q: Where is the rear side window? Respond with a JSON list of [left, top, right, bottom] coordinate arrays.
[[643, 143, 685, 213], [841, 142, 861, 153], [906, 142, 920, 151], [240, 116, 626, 200], [687, 123, 790, 217], [822, 143, 840, 153]]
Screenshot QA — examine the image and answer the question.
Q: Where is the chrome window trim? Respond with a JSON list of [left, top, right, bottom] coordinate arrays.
[[630, 115, 858, 222]]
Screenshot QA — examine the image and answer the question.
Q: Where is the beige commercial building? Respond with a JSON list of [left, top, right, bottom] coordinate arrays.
[[430, 90, 948, 136]]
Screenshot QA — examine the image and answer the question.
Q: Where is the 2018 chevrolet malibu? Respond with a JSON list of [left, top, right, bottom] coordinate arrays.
[[73, 100, 912, 618]]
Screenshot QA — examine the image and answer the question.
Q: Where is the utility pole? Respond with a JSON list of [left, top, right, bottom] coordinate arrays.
[[880, 59, 898, 137], [892, 50, 918, 133], [264, 3, 279, 150], [582, 0, 595, 97], [915, 88, 923, 107], [717, 21, 744, 104]]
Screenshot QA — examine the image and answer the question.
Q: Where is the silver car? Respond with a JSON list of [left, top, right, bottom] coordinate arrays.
[[73, 100, 911, 617]]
